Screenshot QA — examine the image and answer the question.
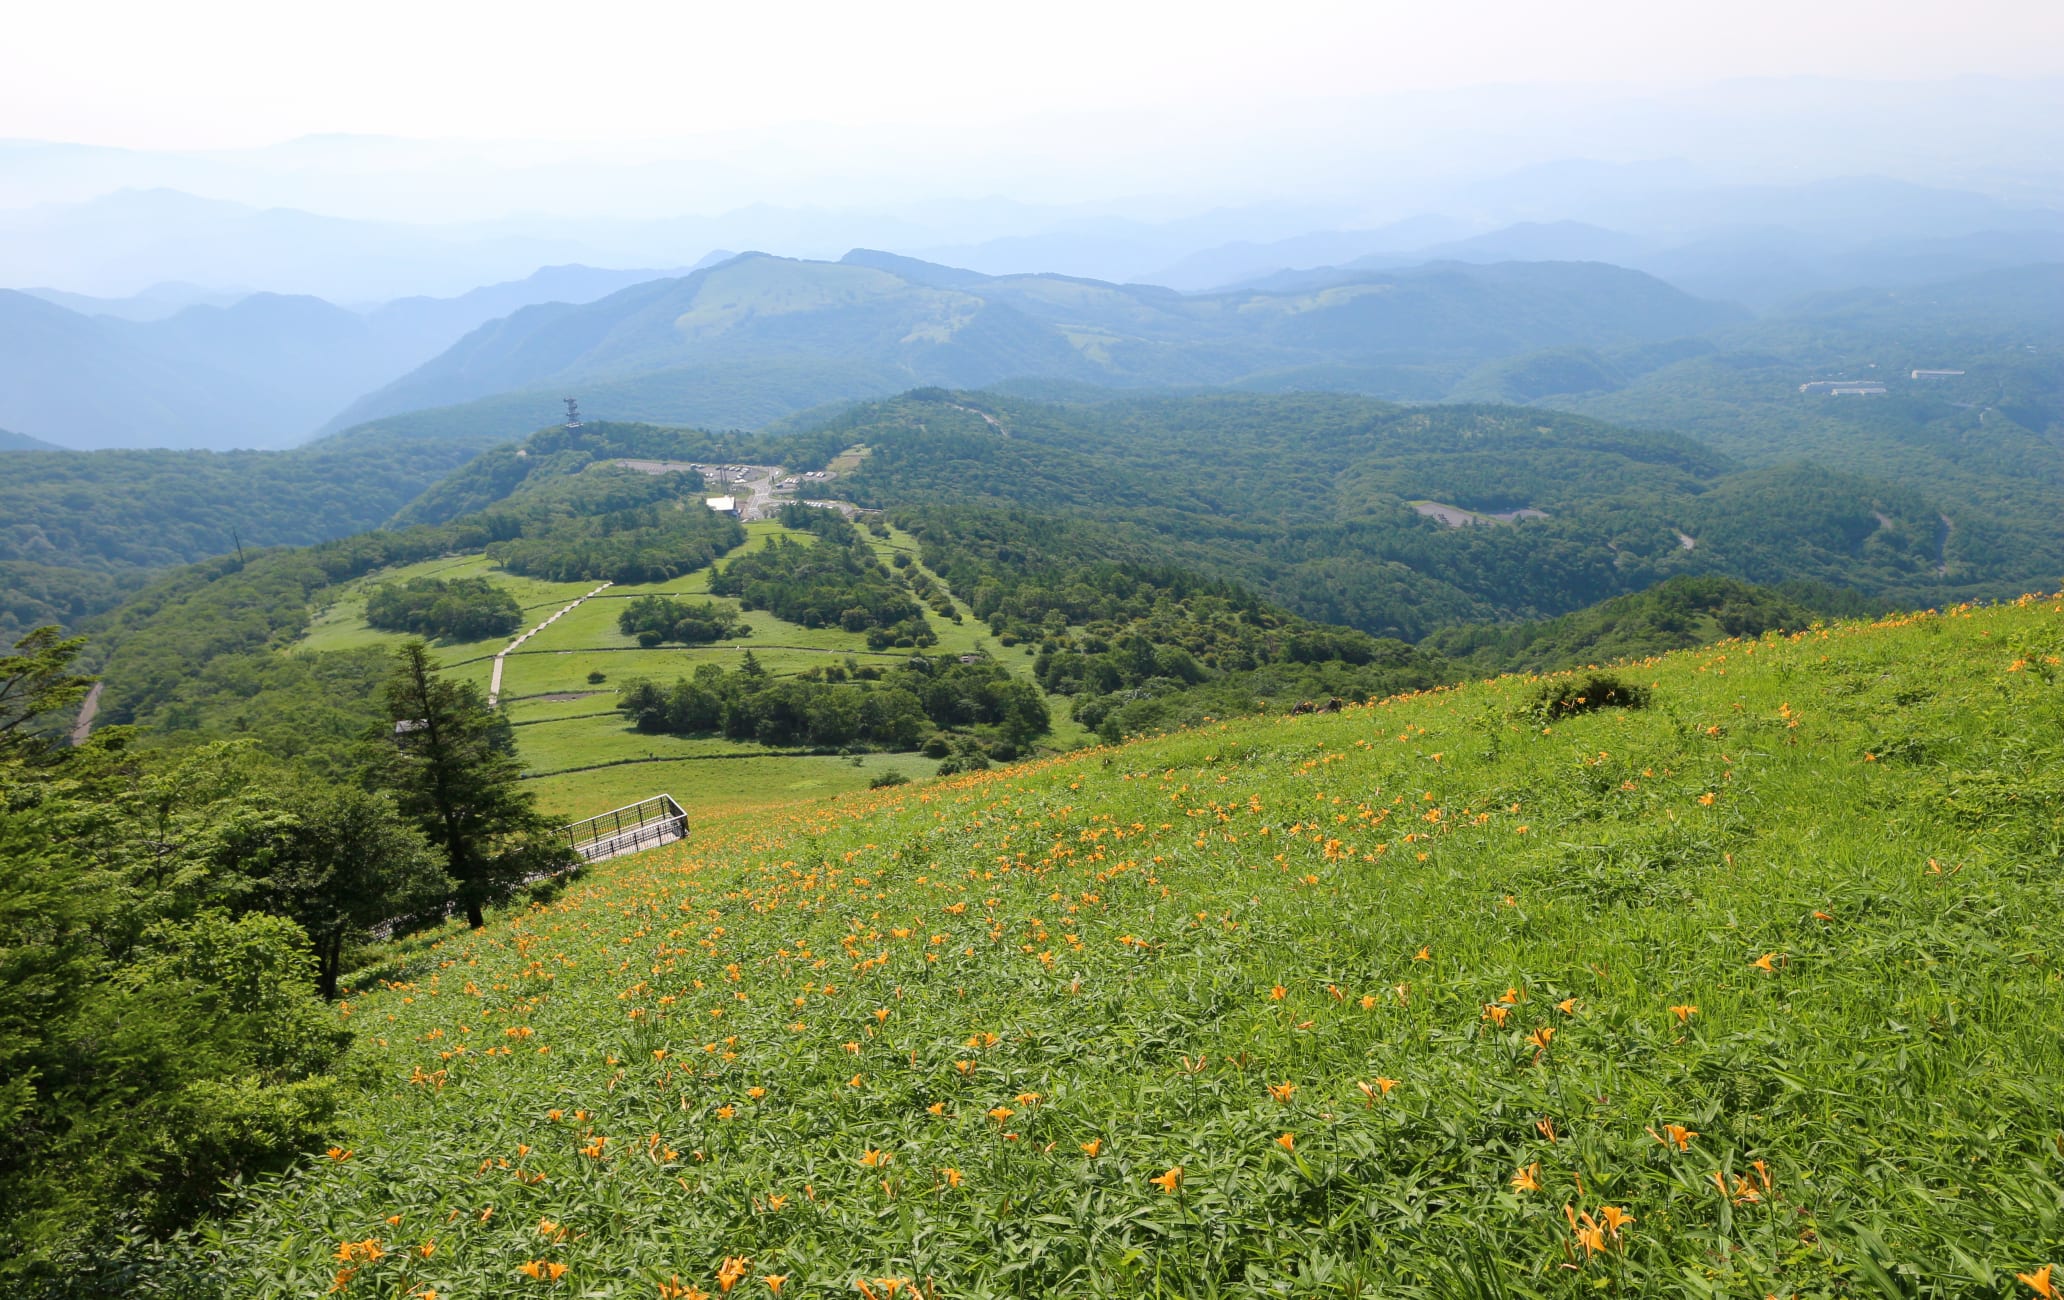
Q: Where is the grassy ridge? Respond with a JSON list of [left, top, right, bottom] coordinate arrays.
[[202, 596, 2064, 1296]]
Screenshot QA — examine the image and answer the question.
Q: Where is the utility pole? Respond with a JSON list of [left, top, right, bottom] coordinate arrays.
[[231, 526, 245, 563]]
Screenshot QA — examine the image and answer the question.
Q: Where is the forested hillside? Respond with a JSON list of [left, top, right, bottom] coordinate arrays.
[[88, 455, 735, 751], [0, 425, 507, 643], [825, 390, 2052, 637]]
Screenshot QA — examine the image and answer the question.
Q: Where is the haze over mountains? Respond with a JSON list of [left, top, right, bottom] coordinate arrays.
[[0, 263, 700, 448], [4, 76, 2061, 452], [325, 252, 1745, 438]]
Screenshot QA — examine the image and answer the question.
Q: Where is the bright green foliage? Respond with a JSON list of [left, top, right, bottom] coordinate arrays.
[[217, 781, 452, 998], [0, 635, 371, 1281], [619, 655, 1050, 753], [617, 595, 750, 647], [365, 577, 524, 642], [1424, 574, 1874, 673], [194, 595, 2064, 1296]]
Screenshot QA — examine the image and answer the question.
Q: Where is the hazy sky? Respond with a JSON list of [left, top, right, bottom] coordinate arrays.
[[10, 0, 2063, 150]]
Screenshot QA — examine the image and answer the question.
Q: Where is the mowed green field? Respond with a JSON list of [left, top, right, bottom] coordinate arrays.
[[296, 520, 1079, 822], [204, 595, 2064, 1297]]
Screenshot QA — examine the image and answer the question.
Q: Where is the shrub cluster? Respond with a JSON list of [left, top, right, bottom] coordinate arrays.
[[617, 653, 1048, 752], [364, 576, 523, 641], [1528, 671, 1652, 721], [709, 507, 933, 644], [615, 595, 750, 647]]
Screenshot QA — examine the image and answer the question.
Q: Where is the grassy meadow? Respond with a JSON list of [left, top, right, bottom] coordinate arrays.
[[196, 595, 2064, 1296], [291, 519, 1083, 823]]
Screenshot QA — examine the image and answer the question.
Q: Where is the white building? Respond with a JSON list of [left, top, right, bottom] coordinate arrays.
[[705, 496, 738, 514]]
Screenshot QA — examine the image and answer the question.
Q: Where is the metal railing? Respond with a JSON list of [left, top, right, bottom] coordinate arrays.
[[564, 793, 689, 864]]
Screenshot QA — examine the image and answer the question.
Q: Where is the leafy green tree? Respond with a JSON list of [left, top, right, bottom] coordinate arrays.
[[0, 627, 95, 762], [0, 631, 350, 1281], [370, 642, 572, 928], [220, 781, 451, 998]]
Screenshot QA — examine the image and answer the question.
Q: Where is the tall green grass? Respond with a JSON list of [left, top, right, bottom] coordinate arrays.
[[194, 598, 2064, 1297]]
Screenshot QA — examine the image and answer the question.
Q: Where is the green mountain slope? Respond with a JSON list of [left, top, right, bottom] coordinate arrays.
[[0, 424, 507, 642], [818, 390, 2047, 635], [195, 592, 2064, 1296], [326, 253, 1745, 433], [0, 427, 66, 451]]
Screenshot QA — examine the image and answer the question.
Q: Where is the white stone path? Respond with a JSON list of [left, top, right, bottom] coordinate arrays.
[[488, 582, 612, 706]]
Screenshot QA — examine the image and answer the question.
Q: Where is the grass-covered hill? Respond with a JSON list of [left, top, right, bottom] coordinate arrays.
[[196, 592, 2064, 1297], [325, 252, 1742, 435]]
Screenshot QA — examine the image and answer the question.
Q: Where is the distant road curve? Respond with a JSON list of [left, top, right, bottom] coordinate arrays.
[[69, 682, 104, 746]]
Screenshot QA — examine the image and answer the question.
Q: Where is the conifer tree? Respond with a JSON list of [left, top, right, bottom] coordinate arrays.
[[371, 642, 572, 927]]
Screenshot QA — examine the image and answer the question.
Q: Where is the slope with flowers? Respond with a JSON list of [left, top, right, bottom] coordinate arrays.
[[201, 596, 2064, 1298]]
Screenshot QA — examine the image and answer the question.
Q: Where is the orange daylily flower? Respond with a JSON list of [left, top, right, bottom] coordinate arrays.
[[1648, 1123, 1698, 1150], [860, 1149, 888, 1167], [716, 1256, 750, 1293], [1081, 1139, 1102, 1157], [1267, 1081, 1298, 1103], [1150, 1166, 1183, 1193], [942, 1167, 963, 1187], [764, 1277, 788, 1295], [1275, 1133, 1295, 1151], [1668, 1004, 1698, 1023], [1510, 1162, 1542, 1192], [1751, 952, 1779, 971], [2016, 1266, 2053, 1298]]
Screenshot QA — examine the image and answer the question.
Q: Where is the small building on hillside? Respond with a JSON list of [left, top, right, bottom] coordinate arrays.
[[705, 496, 738, 515], [1799, 380, 1887, 396], [1911, 369, 1966, 380]]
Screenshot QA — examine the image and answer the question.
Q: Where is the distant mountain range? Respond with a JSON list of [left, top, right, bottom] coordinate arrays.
[[1172, 179, 2064, 308], [0, 427, 64, 451], [0, 264, 695, 449], [325, 251, 1745, 436]]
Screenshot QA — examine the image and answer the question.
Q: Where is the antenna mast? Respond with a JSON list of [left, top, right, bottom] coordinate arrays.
[[563, 397, 582, 429]]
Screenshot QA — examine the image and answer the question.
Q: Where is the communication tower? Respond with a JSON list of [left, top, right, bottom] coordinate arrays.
[[563, 397, 583, 428]]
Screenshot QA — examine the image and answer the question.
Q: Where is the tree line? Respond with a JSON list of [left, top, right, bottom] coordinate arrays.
[[617, 651, 1050, 756], [0, 628, 568, 1280], [708, 505, 935, 648]]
